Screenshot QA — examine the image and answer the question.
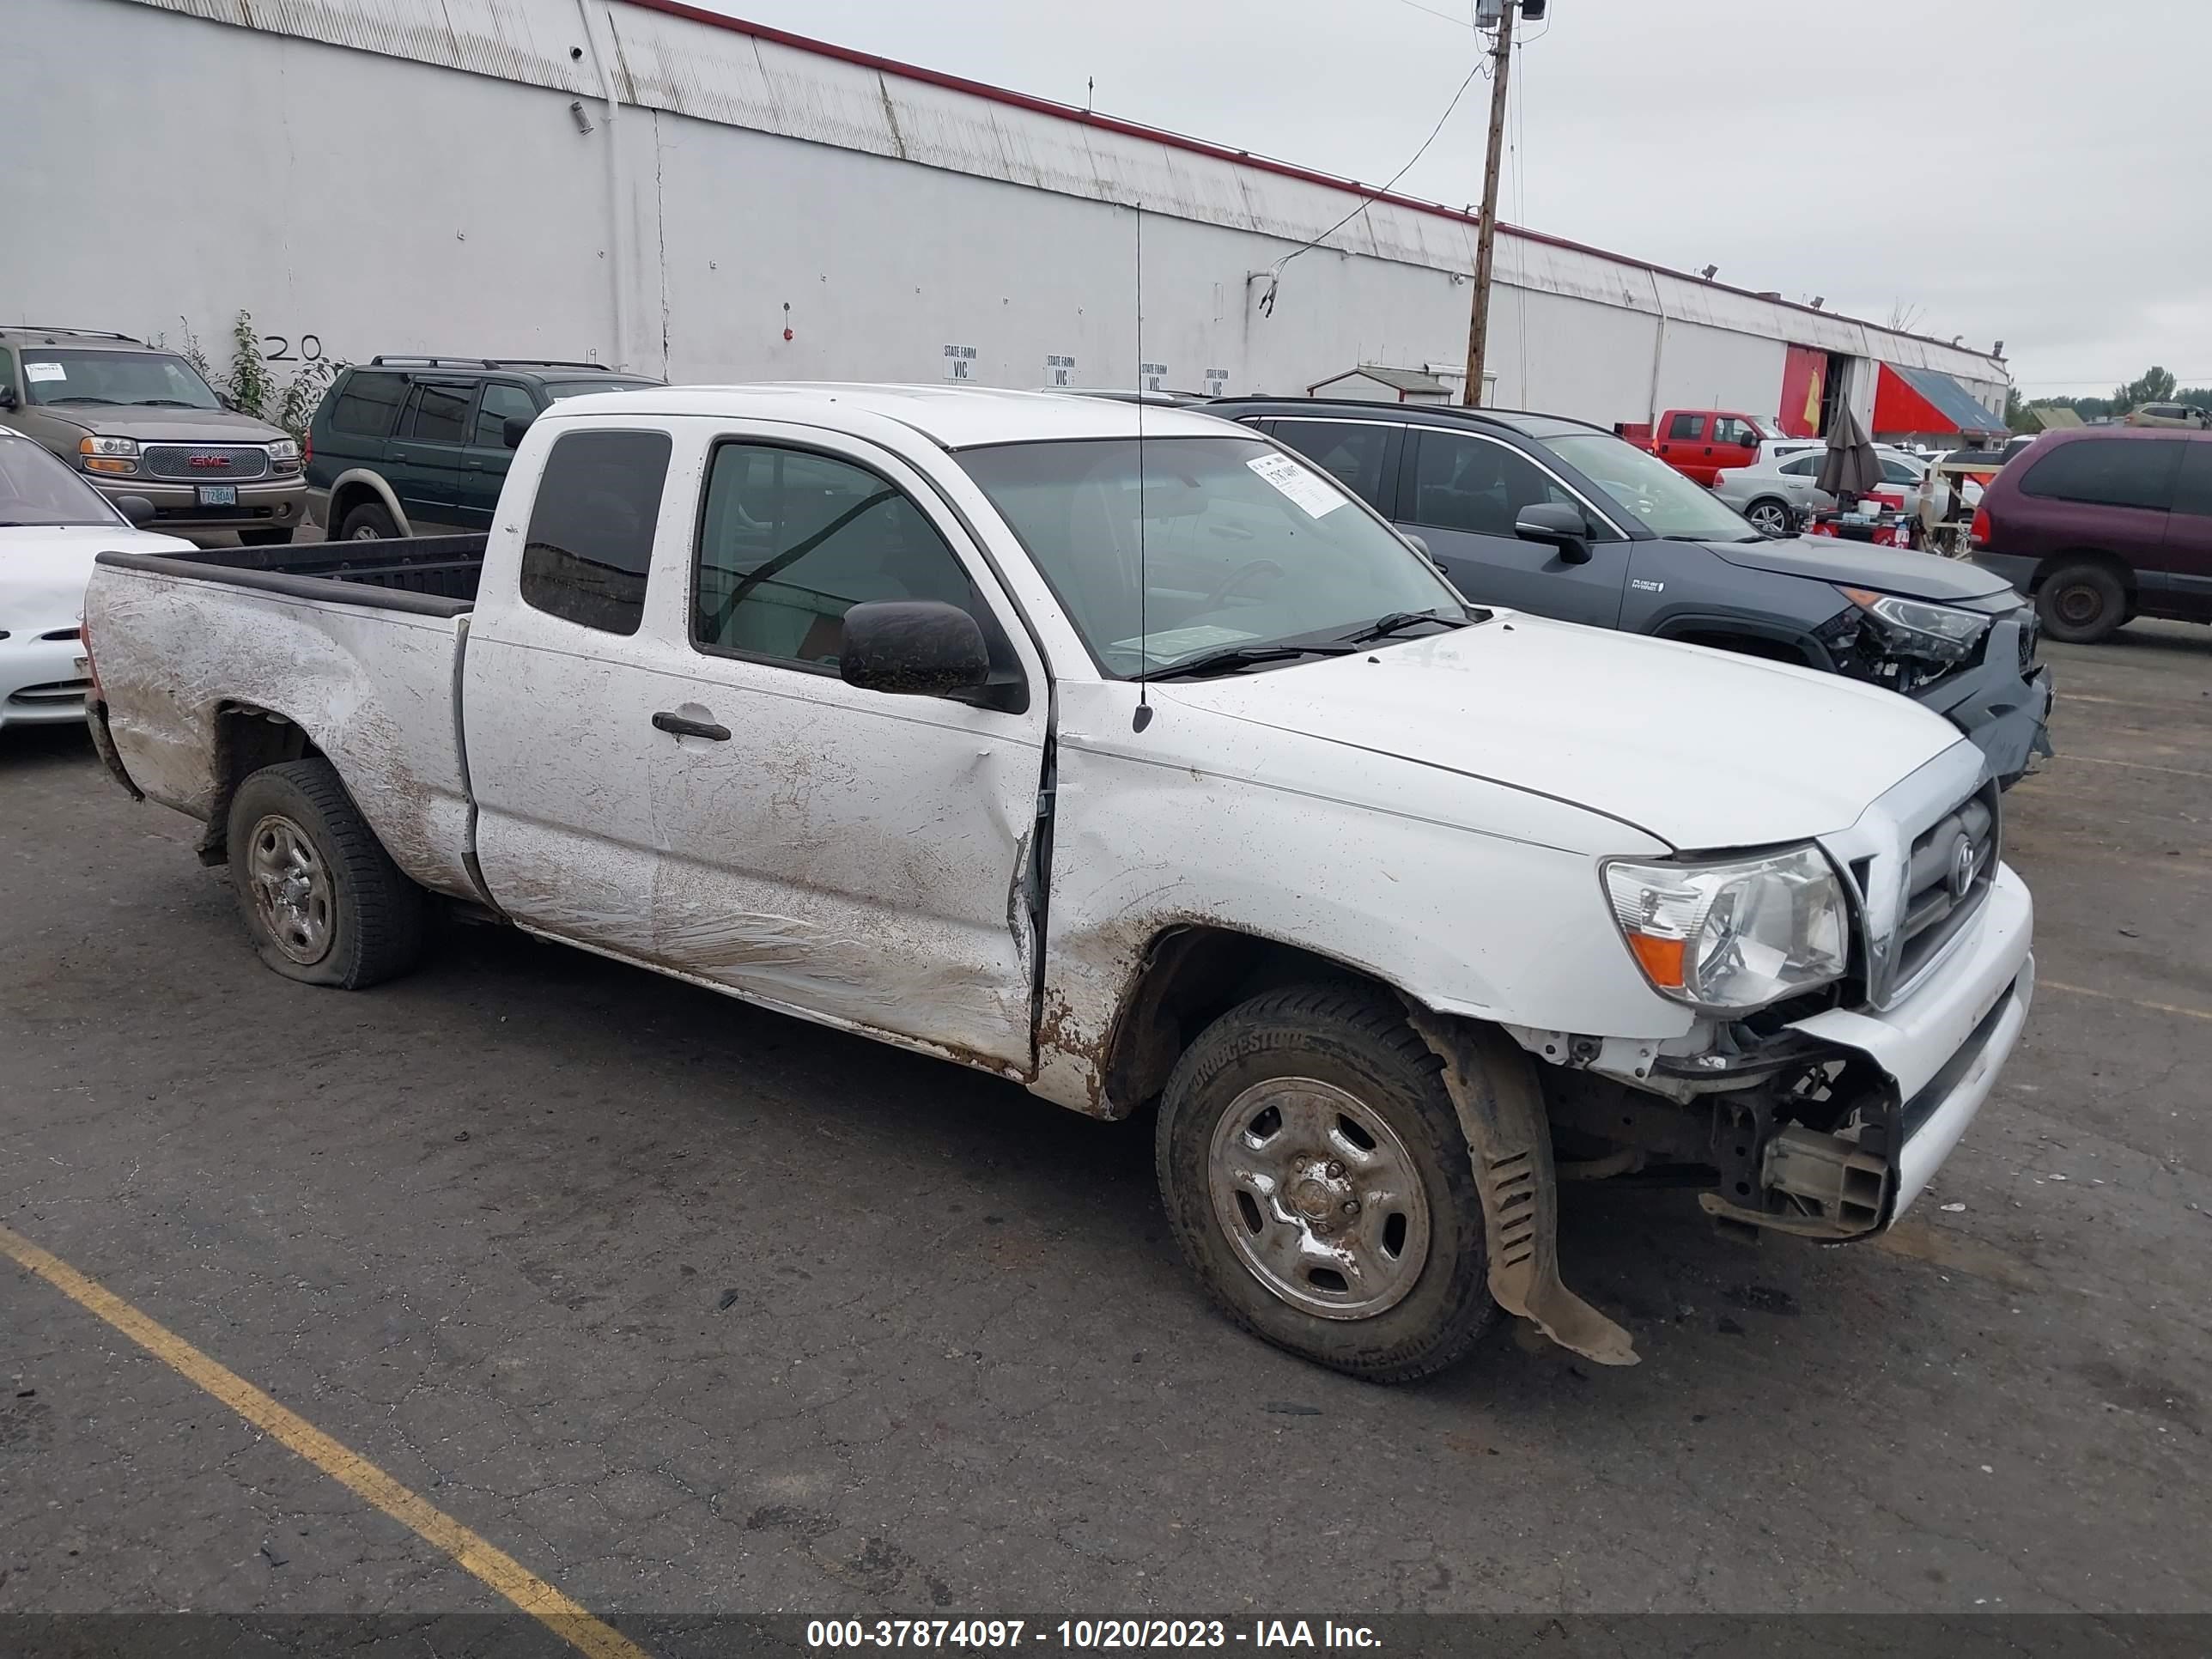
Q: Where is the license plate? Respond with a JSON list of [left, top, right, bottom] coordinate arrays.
[[196, 484, 237, 507]]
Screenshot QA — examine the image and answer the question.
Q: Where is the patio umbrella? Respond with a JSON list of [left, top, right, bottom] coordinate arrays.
[[1816, 404, 1883, 501]]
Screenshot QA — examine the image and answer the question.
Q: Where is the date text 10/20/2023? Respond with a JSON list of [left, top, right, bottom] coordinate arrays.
[[805, 1620, 1383, 1650]]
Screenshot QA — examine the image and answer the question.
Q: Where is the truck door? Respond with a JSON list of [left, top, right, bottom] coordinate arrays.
[[1398, 428, 1627, 629], [1654, 411, 1705, 478], [465, 419, 1049, 1072], [1709, 415, 1762, 479]]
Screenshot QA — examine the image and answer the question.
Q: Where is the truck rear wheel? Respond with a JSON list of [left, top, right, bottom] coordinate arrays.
[[1155, 984, 1498, 1382], [225, 759, 425, 988]]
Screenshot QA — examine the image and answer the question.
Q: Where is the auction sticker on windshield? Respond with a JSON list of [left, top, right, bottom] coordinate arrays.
[[1109, 623, 1258, 665], [1247, 453, 1345, 518], [26, 362, 65, 382]]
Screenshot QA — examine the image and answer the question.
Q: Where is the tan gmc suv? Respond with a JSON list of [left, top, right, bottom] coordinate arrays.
[[0, 325, 307, 544]]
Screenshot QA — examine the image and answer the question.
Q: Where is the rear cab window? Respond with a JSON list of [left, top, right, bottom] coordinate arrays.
[[1666, 413, 1705, 441], [518, 428, 672, 635]]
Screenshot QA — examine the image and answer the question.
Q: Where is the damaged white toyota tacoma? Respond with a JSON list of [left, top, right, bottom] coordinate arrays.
[[81, 385, 2034, 1381]]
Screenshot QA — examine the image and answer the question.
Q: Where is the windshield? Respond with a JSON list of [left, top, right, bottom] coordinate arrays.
[[19, 349, 222, 410], [957, 435, 1467, 676], [0, 437, 122, 528], [544, 380, 659, 401], [1544, 432, 1760, 541]]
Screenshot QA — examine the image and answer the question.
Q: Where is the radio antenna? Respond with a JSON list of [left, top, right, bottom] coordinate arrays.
[[1133, 200, 1153, 733]]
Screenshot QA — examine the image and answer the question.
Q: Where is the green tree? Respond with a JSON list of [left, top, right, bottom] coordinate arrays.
[[2113, 365, 2178, 410]]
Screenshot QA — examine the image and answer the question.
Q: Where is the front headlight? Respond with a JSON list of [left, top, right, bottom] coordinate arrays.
[[78, 434, 139, 476], [268, 439, 301, 462], [1604, 845, 1849, 1013], [1837, 586, 1988, 662]]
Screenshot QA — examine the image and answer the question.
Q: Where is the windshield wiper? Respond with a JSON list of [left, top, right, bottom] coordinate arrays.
[[49, 396, 121, 404], [1337, 608, 1476, 645], [1140, 642, 1358, 682], [133, 398, 203, 407]]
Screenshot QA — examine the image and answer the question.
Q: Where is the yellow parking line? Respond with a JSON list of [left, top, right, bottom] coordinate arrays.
[[0, 1223, 651, 1659], [2041, 980, 2212, 1023]]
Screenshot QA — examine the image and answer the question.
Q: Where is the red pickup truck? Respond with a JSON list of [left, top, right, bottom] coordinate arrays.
[[1613, 409, 1784, 488]]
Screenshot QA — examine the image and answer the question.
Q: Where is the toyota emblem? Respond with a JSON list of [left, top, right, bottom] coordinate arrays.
[[1948, 834, 1978, 901]]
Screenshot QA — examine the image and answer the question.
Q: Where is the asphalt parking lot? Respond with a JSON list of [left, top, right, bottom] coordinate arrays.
[[3, 624, 2209, 1629]]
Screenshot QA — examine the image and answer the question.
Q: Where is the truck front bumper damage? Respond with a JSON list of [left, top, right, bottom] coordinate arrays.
[[1736, 862, 2036, 1232]]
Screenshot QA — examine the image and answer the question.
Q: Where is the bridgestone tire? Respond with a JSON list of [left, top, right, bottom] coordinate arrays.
[[225, 759, 425, 988], [1155, 983, 1499, 1383]]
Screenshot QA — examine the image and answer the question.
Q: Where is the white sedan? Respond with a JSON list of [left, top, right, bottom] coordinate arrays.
[[2, 431, 194, 732], [1712, 447, 1979, 534]]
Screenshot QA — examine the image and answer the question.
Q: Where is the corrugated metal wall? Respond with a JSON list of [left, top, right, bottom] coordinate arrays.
[[7, 0, 2009, 428]]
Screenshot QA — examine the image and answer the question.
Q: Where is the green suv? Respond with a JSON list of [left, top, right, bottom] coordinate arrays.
[[306, 357, 663, 539], [0, 325, 307, 544]]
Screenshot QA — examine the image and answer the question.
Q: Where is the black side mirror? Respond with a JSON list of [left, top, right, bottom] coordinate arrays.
[[501, 415, 533, 449], [115, 495, 156, 525], [840, 600, 989, 698], [218, 393, 240, 413], [0, 386, 17, 411], [1515, 501, 1594, 565]]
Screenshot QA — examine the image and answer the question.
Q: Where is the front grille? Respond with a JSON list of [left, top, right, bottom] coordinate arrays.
[[142, 444, 271, 481], [1892, 785, 1998, 995], [9, 679, 89, 705]]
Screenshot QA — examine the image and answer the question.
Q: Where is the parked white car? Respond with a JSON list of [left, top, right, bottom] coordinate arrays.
[[1, 430, 192, 731], [1713, 447, 1979, 534], [82, 386, 2035, 1382]]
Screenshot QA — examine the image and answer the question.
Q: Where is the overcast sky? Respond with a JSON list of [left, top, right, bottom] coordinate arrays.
[[708, 0, 2209, 398]]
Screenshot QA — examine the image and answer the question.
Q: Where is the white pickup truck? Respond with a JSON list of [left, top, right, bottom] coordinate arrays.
[[82, 385, 2034, 1382]]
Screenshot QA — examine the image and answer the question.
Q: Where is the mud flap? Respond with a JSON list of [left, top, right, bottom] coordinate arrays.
[[1407, 1010, 1639, 1367]]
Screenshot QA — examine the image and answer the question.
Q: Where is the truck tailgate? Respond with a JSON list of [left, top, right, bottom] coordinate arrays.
[[86, 554, 480, 902]]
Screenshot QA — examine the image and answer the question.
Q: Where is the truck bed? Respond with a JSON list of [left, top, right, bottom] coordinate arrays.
[[96, 534, 486, 616], [86, 535, 486, 905]]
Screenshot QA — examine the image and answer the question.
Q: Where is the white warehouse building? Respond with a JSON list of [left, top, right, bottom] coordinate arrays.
[[13, 0, 2010, 439]]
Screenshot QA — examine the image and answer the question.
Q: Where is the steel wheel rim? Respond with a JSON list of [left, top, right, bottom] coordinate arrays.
[[349, 525, 382, 540], [1206, 1076, 1431, 1320], [246, 813, 334, 965], [1748, 501, 1787, 533], [2056, 584, 2100, 625]]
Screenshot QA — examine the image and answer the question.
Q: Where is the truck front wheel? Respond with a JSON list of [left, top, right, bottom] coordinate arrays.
[[1155, 984, 1498, 1382], [225, 759, 425, 988]]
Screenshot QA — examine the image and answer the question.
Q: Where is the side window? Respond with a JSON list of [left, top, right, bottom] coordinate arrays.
[[693, 442, 988, 672], [1267, 421, 1393, 507], [1409, 433, 1576, 538], [328, 372, 408, 438], [519, 429, 671, 636], [2172, 444, 2212, 519], [1881, 459, 1920, 484], [401, 381, 472, 444], [1666, 413, 1706, 441], [0, 347, 14, 397], [1711, 416, 1757, 447], [473, 383, 537, 447], [2019, 439, 2184, 512], [1779, 454, 1823, 477]]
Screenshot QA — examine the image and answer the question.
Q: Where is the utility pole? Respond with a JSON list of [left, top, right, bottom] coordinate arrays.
[[1461, 2, 1515, 406]]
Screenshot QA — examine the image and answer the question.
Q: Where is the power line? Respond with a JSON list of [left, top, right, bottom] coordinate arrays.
[[1255, 50, 1487, 303]]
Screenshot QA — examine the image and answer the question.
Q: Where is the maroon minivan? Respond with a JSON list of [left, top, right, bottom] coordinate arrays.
[[1971, 427, 2212, 642]]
